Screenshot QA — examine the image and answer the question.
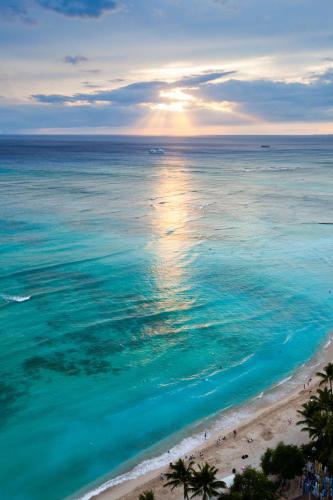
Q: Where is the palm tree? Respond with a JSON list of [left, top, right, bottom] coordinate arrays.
[[298, 398, 321, 419], [316, 362, 333, 394], [297, 369, 333, 470], [297, 397, 323, 438], [298, 407, 328, 442], [139, 491, 155, 500], [311, 387, 333, 412], [164, 458, 194, 499], [189, 462, 226, 499]]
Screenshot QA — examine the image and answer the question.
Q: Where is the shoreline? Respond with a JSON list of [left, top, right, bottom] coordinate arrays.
[[77, 334, 333, 500]]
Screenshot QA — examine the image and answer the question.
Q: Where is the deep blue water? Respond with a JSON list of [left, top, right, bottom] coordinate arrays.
[[0, 135, 332, 500]]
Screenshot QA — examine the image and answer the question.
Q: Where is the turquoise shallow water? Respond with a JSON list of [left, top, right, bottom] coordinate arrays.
[[0, 135, 332, 499]]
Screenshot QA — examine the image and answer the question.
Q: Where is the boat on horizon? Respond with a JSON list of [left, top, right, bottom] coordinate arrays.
[[148, 148, 166, 155]]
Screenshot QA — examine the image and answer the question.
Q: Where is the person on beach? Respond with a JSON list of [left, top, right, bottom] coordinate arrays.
[[233, 430, 237, 438]]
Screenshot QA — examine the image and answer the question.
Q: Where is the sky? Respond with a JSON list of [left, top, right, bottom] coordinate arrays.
[[0, 0, 333, 135]]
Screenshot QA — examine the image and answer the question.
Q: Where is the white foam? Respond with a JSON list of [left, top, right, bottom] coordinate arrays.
[[1, 294, 31, 303], [78, 433, 206, 499], [282, 333, 293, 344], [199, 202, 215, 210], [201, 353, 255, 382], [235, 353, 255, 367], [272, 375, 292, 389], [196, 388, 218, 398], [254, 391, 264, 400], [77, 361, 260, 499], [78, 337, 333, 500], [78, 402, 251, 500], [310, 361, 321, 369]]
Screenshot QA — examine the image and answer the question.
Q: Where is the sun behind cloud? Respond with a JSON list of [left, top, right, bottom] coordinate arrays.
[[136, 87, 195, 135]]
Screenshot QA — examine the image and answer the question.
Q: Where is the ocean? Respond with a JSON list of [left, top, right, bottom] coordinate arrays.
[[0, 135, 332, 500]]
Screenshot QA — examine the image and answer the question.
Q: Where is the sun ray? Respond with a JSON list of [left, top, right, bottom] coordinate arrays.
[[136, 100, 194, 135]]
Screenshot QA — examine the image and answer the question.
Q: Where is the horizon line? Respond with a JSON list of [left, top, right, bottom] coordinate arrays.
[[1, 133, 332, 138]]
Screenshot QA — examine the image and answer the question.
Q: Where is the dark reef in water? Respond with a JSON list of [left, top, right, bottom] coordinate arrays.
[[22, 352, 119, 378], [0, 380, 26, 420]]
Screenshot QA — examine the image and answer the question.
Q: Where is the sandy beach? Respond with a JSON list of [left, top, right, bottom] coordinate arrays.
[[79, 336, 333, 500]]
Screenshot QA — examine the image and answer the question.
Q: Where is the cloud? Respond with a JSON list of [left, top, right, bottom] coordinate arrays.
[[3, 69, 333, 133], [18, 67, 333, 133], [82, 82, 102, 89], [32, 94, 72, 104], [32, 72, 234, 106], [33, 80, 166, 105], [88, 81, 166, 104], [36, 0, 118, 18], [0, 102, 144, 133], [64, 55, 89, 65], [83, 69, 102, 74], [109, 78, 126, 83], [0, 0, 119, 22], [200, 68, 333, 121], [0, 1, 36, 24], [174, 70, 236, 86]]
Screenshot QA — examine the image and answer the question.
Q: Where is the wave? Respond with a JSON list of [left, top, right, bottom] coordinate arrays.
[[179, 352, 256, 384], [271, 375, 292, 389], [1, 294, 31, 302], [78, 390, 257, 500], [78, 433, 207, 500], [195, 388, 218, 398], [195, 353, 256, 383], [0, 249, 127, 281], [199, 202, 215, 210], [282, 333, 293, 344], [235, 353, 255, 367], [78, 335, 333, 500], [253, 391, 264, 400], [239, 165, 302, 173]]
